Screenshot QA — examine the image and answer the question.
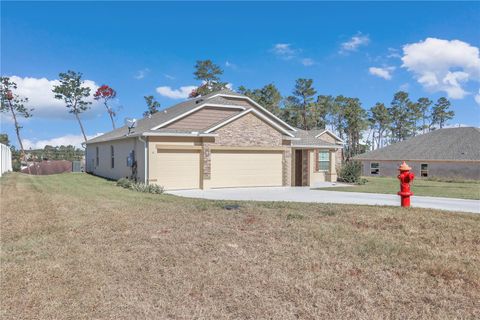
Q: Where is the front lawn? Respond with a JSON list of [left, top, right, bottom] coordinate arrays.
[[1, 173, 479, 319], [316, 176, 480, 200]]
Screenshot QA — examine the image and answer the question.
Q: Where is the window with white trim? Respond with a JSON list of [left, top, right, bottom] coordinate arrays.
[[110, 145, 115, 169], [95, 146, 99, 166], [318, 151, 330, 171], [421, 163, 428, 177], [370, 162, 379, 175]]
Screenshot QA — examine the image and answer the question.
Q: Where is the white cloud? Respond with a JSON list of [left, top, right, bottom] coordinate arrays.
[[340, 33, 370, 53], [163, 74, 175, 80], [401, 38, 480, 99], [134, 68, 150, 80], [399, 83, 410, 91], [387, 47, 401, 59], [23, 133, 102, 149], [475, 89, 480, 106], [8, 76, 101, 119], [369, 66, 395, 80], [271, 43, 299, 60], [225, 61, 237, 69], [156, 85, 197, 99], [301, 58, 315, 66]]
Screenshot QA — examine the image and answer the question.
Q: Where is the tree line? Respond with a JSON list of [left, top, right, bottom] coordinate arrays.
[[1, 60, 456, 166], [190, 60, 455, 159], [0, 134, 83, 171]]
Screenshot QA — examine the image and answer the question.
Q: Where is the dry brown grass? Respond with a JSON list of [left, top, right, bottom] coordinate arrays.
[[1, 173, 479, 319]]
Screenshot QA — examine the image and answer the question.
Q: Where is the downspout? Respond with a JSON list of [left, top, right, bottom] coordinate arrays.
[[138, 136, 148, 184]]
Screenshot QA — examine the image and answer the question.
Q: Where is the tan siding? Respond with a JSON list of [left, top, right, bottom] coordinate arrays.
[[165, 107, 240, 130]]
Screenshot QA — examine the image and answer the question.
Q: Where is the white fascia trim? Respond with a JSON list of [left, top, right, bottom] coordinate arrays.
[[292, 145, 343, 149], [314, 129, 344, 143], [204, 108, 295, 137], [142, 132, 218, 137], [209, 93, 297, 132], [150, 103, 245, 130]]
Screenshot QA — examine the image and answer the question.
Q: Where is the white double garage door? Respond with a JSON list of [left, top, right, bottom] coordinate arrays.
[[155, 149, 283, 190]]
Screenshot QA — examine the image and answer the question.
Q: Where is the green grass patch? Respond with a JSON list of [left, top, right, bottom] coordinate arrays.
[[316, 176, 480, 200]]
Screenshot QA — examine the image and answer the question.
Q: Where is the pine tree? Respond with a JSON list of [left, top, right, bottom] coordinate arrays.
[[0, 77, 34, 170], [143, 96, 160, 117], [52, 70, 92, 143], [431, 97, 454, 129], [286, 78, 317, 130], [189, 60, 228, 97]]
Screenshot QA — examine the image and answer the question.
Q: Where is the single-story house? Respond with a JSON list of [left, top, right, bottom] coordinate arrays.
[[354, 127, 480, 180], [86, 89, 344, 190]]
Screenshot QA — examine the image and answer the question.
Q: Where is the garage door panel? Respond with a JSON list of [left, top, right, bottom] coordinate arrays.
[[153, 150, 200, 190], [210, 151, 283, 188]]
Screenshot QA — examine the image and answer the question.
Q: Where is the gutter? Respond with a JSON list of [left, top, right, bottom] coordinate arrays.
[[292, 144, 344, 149], [138, 136, 148, 184], [142, 132, 218, 137]]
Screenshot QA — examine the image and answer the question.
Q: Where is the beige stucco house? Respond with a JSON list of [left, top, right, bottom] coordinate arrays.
[[86, 90, 344, 190]]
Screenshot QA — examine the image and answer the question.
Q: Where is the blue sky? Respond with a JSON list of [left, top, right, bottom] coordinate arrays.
[[2, 1, 480, 148]]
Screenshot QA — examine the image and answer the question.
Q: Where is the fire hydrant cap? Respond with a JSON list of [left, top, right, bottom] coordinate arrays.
[[399, 161, 411, 171]]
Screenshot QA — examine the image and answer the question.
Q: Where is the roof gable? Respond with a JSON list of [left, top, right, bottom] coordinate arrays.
[[87, 89, 297, 144], [205, 108, 295, 137]]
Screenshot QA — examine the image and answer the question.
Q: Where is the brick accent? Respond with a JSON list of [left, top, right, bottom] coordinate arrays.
[[302, 149, 309, 186], [202, 145, 211, 179], [283, 148, 292, 186]]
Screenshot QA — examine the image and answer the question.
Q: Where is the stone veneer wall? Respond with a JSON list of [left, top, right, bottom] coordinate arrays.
[[302, 149, 309, 186]]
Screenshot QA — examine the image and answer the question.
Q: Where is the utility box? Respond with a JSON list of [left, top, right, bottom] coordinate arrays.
[[72, 160, 82, 173]]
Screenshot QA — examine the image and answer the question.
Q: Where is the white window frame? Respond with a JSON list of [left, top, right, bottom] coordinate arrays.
[[370, 162, 379, 175], [110, 145, 115, 169], [95, 146, 99, 167], [317, 150, 330, 172], [421, 163, 428, 177]]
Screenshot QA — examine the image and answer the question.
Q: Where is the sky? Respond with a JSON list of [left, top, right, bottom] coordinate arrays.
[[1, 1, 480, 149]]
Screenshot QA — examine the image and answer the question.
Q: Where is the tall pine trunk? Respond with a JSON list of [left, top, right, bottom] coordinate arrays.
[[105, 102, 116, 129], [74, 112, 88, 143], [8, 102, 30, 174]]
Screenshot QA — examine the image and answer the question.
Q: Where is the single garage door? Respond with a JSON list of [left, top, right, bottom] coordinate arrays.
[[153, 149, 200, 190], [210, 150, 283, 188]]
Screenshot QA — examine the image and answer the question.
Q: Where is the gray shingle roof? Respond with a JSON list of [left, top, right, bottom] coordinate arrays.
[[292, 129, 341, 147], [87, 89, 247, 144], [354, 127, 480, 161], [87, 88, 343, 148]]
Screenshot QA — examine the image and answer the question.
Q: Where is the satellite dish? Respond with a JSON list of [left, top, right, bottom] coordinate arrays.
[[124, 118, 137, 134]]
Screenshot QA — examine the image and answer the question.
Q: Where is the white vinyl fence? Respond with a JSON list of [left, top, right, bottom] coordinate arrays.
[[0, 143, 13, 177]]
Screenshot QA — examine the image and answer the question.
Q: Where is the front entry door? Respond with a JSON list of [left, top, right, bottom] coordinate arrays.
[[295, 150, 303, 186]]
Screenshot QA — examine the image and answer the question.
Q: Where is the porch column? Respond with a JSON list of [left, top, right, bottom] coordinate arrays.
[[327, 149, 337, 182]]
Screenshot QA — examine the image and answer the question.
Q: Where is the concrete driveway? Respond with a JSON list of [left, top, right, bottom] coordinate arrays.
[[167, 186, 480, 214]]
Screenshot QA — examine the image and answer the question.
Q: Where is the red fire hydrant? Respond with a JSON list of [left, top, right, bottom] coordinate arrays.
[[397, 161, 415, 207]]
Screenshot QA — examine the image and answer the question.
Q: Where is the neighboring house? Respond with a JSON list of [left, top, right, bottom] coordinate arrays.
[[86, 89, 343, 190], [354, 127, 480, 180]]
